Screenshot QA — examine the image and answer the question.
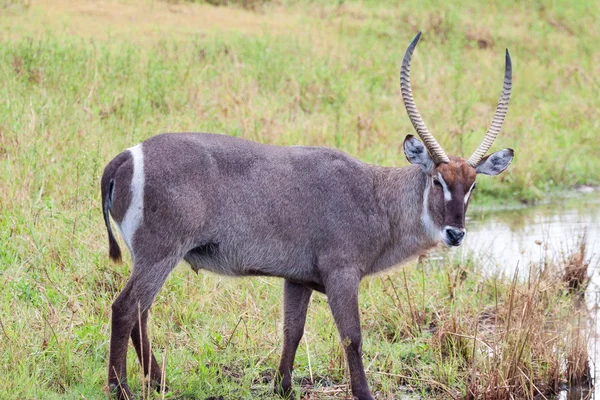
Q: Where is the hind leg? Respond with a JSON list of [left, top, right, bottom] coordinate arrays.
[[274, 280, 313, 398], [108, 253, 179, 399], [131, 308, 166, 392]]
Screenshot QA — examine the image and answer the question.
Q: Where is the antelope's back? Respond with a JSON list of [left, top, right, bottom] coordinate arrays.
[[136, 133, 387, 276]]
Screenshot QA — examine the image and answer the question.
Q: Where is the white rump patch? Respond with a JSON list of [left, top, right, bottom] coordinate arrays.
[[118, 144, 145, 253]]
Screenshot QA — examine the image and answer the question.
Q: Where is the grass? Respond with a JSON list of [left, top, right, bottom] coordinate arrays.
[[0, 0, 598, 398]]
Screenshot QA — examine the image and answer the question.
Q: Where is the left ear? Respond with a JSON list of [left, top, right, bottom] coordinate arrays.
[[476, 149, 514, 176]]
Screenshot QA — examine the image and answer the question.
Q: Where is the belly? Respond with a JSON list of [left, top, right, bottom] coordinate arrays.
[[183, 240, 322, 288]]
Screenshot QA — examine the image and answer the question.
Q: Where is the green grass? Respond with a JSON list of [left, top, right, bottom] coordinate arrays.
[[0, 0, 597, 398]]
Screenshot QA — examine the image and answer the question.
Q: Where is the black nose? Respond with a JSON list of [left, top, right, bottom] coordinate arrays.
[[445, 228, 465, 246]]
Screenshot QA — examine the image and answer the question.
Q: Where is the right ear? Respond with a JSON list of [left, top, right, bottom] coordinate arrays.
[[403, 135, 434, 172], [475, 148, 514, 176]]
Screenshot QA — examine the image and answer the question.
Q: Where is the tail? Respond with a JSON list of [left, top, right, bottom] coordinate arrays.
[[101, 176, 122, 263]]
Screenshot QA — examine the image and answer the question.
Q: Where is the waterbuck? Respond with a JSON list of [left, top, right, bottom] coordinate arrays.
[[101, 32, 514, 399]]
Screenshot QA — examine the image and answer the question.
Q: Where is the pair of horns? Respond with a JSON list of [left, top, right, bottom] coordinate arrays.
[[400, 32, 512, 167]]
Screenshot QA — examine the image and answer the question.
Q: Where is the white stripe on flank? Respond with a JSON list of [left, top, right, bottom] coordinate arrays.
[[437, 173, 452, 202], [119, 144, 145, 253]]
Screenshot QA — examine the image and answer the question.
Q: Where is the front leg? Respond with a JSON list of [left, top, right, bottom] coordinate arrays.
[[274, 280, 313, 398], [323, 268, 373, 400]]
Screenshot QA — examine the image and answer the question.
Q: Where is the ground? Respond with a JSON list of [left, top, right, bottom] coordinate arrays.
[[0, 0, 597, 398]]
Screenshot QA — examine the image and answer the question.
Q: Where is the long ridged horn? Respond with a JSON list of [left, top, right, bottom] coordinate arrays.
[[467, 49, 512, 167], [401, 32, 450, 164]]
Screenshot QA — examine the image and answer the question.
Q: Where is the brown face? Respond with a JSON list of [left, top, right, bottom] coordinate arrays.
[[404, 135, 514, 247], [426, 157, 477, 246]]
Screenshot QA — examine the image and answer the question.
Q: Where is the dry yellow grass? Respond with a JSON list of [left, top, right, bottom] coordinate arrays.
[[3, 0, 313, 40]]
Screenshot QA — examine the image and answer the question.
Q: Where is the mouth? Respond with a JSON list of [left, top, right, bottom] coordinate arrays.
[[443, 237, 463, 247]]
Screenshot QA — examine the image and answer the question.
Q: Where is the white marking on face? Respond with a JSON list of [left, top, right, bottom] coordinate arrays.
[[436, 173, 452, 202], [118, 144, 145, 253], [421, 178, 444, 242], [464, 182, 476, 205]]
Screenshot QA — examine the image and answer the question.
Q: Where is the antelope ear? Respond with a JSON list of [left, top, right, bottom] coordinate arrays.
[[404, 135, 434, 172], [476, 148, 514, 176]]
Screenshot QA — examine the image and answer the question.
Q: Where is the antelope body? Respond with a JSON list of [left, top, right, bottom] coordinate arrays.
[[101, 33, 514, 400]]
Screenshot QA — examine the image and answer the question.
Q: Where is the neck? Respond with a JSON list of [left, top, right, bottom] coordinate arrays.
[[370, 164, 439, 272]]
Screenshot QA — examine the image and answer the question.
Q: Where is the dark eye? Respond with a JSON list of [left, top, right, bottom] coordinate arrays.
[[472, 182, 477, 191], [433, 179, 443, 188]]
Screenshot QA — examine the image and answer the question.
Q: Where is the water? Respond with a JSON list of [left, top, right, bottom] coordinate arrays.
[[462, 192, 600, 399], [464, 193, 600, 274]]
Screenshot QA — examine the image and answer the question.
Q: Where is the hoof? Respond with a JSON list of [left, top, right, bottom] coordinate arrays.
[[274, 383, 295, 399], [150, 378, 169, 394], [109, 382, 133, 400], [352, 392, 375, 400]]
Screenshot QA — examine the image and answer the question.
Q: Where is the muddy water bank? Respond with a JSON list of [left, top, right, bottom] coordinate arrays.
[[462, 193, 600, 399]]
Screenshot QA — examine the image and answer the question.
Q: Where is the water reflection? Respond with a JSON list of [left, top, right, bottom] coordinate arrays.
[[463, 193, 600, 399], [556, 386, 593, 400]]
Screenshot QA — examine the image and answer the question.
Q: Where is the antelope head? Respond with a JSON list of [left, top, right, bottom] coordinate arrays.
[[401, 32, 514, 247]]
